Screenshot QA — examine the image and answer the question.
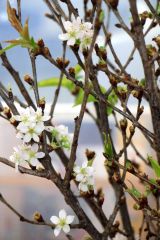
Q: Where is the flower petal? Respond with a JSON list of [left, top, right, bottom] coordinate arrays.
[[73, 166, 80, 174], [82, 161, 88, 168], [59, 209, 66, 219], [67, 37, 76, 46], [59, 33, 69, 41], [66, 215, 74, 224], [79, 182, 88, 192], [50, 216, 60, 225], [63, 224, 70, 233], [32, 134, 39, 142], [76, 174, 84, 182], [36, 152, 45, 159], [54, 226, 61, 237], [23, 133, 31, 143]]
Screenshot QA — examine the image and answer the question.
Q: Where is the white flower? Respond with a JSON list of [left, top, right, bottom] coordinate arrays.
[[33, 107, 50, 123], [79, 28, 93, 51], [59, 17, 82, 46], [13, 107, 50, 143], [73, 161, 94, 192], [46, 124, 73, 150], [23, 144, 45, 166], [10, 144, 45, 171], [10, 145, 25, 172], [14, 107, 32, 128], [17, 122, 43, 142], [96, 35, 105, 48], [59, 16, 93, 51], [50, 209, 74, 237]]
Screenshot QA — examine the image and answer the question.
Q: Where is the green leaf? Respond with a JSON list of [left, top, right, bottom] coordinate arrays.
[[74, 89, 96, 106], [138, 78, 146, 87], [148, 155, 160, 178], [0, 43, 19, 55], [103, 133, 113, 160], [127, 182, 142, 198], [107, 90, 118, 116], [99, 10, 105, 23], [88, 159, 94, 167], [74, 64, 82, 75], [38, 76, 74, 91], [157, 3, 160, 15]]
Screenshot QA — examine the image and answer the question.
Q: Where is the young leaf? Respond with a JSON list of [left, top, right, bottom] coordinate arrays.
[[107, 90, 118, 116], [157, 3, 160, 15], [103, 133, 113, 160], [0, 43, 19, 55], [38, 76, 74, 91], [127, 182, 142, 199], [74, 89, 96, 106], [7, 0, 23, 33], [74, 64, 82, 75], [148, 155, 160, 178]]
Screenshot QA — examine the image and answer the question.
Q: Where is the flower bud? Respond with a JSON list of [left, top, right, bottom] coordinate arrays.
[[3, 107, 12, 119], [24, 74, 34, 86], [85, 149, 95, 160], [37, 38, 45, 48], [33, 212, 44, 222], [120, 118, 128, 132], [108, 0, 119, 9]]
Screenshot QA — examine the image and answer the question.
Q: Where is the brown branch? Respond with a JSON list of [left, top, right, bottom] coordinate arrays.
[[0, 44, 36, 110], [0, 193, 80, 229], [0, 157, 49, 178]]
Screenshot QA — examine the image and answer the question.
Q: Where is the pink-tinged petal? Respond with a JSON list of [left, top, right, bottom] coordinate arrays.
[[87, 176, 94, 185], [79, 183, 88, 192], [66, 215, 74, 224], [15, 162, 19, 173], [31, 144, 38, 152], [59, 33, 69, 41], [23, 134, 31, 143], [86, 167, 94, 175], [17, 124, 28, 132], [59, 209, 66, 219], [29, 107, 35, 115], [73, 166, 80, 174], [76, 174, 84, 182], [54, 226, 61, 237], [64, 21, 72, 30], [82, 161, 88, 168], [75, 16, 81, 24], [35, 123, 44, 132], [13, 115, 21, 121], [16, 132, 23, 139], [50, 216, 60, 225], [32, 134, 39, 142], [84, 22, 92, 29], [36, 152, 45, 159], [31, 158, 39, 167], [42, 115, 50, 121], [67, 38, 76, 46], [45, 126, 54, 132], [63, 224, 70, 233]]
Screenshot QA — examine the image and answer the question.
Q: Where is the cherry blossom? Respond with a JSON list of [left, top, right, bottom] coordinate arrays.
[[73, 161, 95, 192], [50, 209, 74, 237]]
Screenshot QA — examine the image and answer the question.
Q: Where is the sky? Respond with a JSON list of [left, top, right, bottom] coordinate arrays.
[[0, 0, 157, 103]]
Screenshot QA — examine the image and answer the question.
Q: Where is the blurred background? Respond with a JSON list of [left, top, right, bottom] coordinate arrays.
[[0, 0, 157, 239]]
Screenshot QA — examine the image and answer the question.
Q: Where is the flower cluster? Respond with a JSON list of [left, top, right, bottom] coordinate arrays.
[[10, 107, 73, 171], [59, 16, 93, 51], [46, 125, 73, 150], [10, 144, 45, 171], [73, 161, 95, 192], [14, 107, 50, 143], [50, 209, 74, 237]]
